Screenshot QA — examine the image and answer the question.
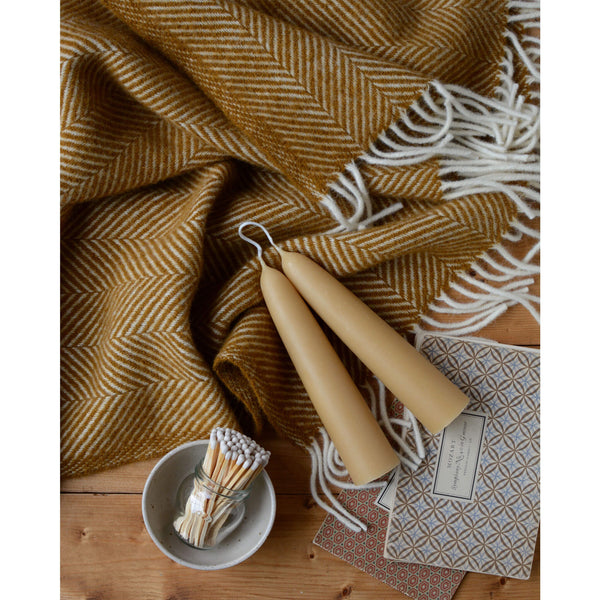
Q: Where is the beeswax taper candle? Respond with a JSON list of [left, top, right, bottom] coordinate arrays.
[[259, 263, 400, 485], [279, 250, 469, 434]]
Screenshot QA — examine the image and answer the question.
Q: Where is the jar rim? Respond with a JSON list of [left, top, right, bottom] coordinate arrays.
[[194, 462, 253, 498]]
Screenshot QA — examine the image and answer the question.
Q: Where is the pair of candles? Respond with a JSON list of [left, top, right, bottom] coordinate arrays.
[[239, 222, 468, 486]]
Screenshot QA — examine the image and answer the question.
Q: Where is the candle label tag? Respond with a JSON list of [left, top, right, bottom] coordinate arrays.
[[430, 410, 487, 503]]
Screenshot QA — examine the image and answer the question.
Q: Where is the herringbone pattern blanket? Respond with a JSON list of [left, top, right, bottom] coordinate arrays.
[[61, 0, 539, 478]]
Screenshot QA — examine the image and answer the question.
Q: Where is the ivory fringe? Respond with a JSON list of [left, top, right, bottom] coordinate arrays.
[[307, 379, 425, 531], [309, 0, 539, 528]]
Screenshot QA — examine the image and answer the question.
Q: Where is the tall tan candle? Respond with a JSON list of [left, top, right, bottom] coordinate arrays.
[[260, 263, 400, 486], [279, 250, 469, 434]]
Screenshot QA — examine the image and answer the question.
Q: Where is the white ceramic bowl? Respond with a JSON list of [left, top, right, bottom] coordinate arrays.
[[142, 439, 276, 570]]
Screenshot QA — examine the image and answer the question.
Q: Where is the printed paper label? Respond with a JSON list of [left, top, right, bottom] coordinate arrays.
[[431, 410, 487, 502], [375, 468, 399, 511]]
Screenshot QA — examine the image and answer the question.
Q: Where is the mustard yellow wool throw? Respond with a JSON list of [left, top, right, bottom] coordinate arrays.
[[60, 0, 540, 484]]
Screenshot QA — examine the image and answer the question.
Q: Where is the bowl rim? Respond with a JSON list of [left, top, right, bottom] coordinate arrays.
[[142, 439, 276, 570]]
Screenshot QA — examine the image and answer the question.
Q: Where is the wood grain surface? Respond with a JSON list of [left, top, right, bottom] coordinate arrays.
[[61, 281, 540, 600]]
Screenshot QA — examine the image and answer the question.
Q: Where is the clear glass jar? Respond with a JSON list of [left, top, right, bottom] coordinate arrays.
[[173, 462, 250, 549]]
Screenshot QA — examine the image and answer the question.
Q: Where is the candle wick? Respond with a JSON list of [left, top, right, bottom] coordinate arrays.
[[238, 221, 282, 265]]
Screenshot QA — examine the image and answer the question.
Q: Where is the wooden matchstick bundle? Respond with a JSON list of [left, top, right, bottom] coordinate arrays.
[[173, 428, 271, 548]]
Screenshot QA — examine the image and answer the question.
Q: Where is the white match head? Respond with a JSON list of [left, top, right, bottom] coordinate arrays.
[[209, 430, 218, 448]]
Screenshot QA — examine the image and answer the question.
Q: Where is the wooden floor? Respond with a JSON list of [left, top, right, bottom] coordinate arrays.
[[61, 291, 540, 599]]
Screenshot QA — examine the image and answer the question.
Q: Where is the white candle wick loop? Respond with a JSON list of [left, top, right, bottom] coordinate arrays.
[[238, 221, 281, 265]]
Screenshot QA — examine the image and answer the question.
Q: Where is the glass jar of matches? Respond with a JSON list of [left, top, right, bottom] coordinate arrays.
[[173, 427, 271, 549]]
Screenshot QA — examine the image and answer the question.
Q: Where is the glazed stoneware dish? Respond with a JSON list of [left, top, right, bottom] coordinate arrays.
[[142, 440, 276, 570]]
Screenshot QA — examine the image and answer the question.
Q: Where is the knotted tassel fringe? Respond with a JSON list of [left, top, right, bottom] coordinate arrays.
[[321, 46, 540, 226], [309, 0, 539, 528], [320, 161, 405, 233]]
